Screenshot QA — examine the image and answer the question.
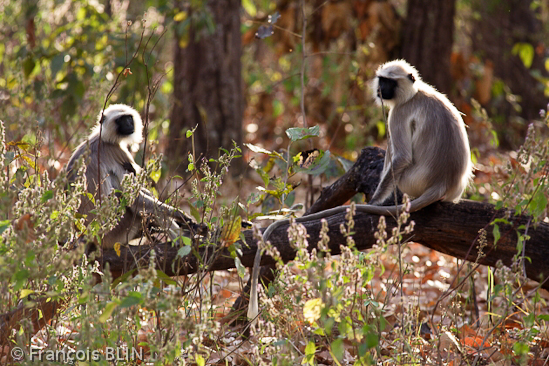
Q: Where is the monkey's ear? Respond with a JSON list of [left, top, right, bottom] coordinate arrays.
[[408, 73, 415, 83]]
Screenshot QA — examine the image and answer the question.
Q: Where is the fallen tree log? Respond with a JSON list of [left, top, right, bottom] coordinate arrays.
[[100, 199, 549, 290], [3, 148, 548, 344], [102, 147, 549, 291]]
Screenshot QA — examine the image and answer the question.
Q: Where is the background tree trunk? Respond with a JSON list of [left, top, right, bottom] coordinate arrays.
[[168, 0, 243, 174], [400, 0, 456, 95], [470, 0, 548, 148]]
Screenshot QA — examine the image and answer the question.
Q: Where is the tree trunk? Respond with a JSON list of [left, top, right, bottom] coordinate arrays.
[[400, 0, 456, 95], [168, 0, 243, 174], [470, 0, 548, 148]]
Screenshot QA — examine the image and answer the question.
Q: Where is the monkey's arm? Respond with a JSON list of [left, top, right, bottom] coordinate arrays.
[[370, 119, 413, 205], [138, 188, 195, 224], [110, 146, 193, 226], [131, 192, 185, 240]]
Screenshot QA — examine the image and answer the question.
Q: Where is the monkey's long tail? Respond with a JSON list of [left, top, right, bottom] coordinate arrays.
[[247, 207, 360, 321], [247, 220, 284, 321]]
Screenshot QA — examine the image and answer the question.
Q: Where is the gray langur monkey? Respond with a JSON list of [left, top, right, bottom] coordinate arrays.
[[67, 104, 193, 248], [248, 59, 473, 320]]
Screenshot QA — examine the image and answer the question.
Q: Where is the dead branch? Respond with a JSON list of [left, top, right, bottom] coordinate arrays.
[[102, 148, 549, 292]]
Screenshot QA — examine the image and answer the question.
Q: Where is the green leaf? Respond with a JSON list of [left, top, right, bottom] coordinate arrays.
[[512, 42, 534, 68], [174, 11, 188, 22], [516, 236, 523, 253], [78, 291, 90, 304], [25, 251, 35, 267], [111, 269, 136, 288], [156, 270, 177, 285], [376, 120, 386, 138], [489, 130, 499, 148], [286, 125, 320, 142], [524, 312, 535, 328], [4, 151, 15, 165], [177, 245, 191, 258], [41, 190, 54, 203], [99, 301, 118, 323], [493, 224, 501, 245], [181, 235, 192, 246], [23, 56, 36, 77], [13, 269, 30, 291], [234, 257, 247, 278], [0, 220, 10, 235], [50, 53, 65, 79], [513, 342, 529, 356], [195, 354, 205, 366], [189, 204, 201, 222], [20, 155, 36, 170], [149, 168, 161, 183], [330, 338, 344, 361], [119, 292, 143, 308], [247, 192, 262, 205], [76, 7, 86, 20], [365, 332, 379, 348], [284, 191, 295, 207], [19, 289, 34, 299], [529, 190, 548, 216], [242, 0, 257, 16], [295, 150, 332, 176], [255, 165, 271, 187], [273, 99, 284, 117], [302, 341, 316, 365], [72, 79, 85, 100]]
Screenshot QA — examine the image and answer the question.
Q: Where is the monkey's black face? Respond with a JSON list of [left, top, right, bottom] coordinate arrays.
[[377, 76, 398, 100], [115, 115, 135, 136]]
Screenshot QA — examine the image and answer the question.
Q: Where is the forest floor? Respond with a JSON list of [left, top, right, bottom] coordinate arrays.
[[28, 150, 549, 365]]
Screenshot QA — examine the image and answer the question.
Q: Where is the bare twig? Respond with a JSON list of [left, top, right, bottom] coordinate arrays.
[[97, 23, 146, 207], [141, 26, 168, 168], [299, 0, 308, 132]]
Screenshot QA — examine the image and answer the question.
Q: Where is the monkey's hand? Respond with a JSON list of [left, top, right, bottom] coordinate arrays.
[[167, 220, 190, 246], [172, 212, 208, 236], [172, 210, 195, 226], [369, 168, 398, 206], [369, 188, 387, 206]]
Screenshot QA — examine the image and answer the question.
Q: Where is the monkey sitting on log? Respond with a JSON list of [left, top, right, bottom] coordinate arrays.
[[248, 60, 473, 320], [66, 104, 197, 248]]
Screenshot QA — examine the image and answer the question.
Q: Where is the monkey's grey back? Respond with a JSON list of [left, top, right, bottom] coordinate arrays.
[[391, 87, 471, 202]]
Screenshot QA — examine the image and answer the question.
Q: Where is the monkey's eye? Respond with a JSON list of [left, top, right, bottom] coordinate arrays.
[[408, 73, 415, 82]]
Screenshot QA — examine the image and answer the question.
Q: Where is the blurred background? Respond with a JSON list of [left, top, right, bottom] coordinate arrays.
[[1, 0, 548, 183]]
